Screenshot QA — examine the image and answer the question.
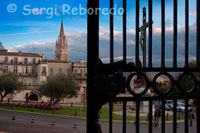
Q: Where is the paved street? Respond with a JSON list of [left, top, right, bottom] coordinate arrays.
[[0, 109, 196, 133]]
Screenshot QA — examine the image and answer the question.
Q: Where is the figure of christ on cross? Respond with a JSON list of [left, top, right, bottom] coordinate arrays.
[[139, 7, 153, 67]]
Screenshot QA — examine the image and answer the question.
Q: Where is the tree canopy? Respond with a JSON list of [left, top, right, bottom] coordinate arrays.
[[172, 61, 200, 95], [39, 74, 80, 108], [0, 73, 23, 102]]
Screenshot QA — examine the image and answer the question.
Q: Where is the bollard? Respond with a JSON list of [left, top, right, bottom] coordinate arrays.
[[52, 108, 56, 114], [11, 116, 15, 120], [51, 121, 56, 126], [73, 123, 78, 129], [74, 108, 78, 117], [13, 103, 16, 110], [166, 113, 169, 121], [80, 107, 82, 117], [176, 123, 179, 128], [31, 119, 35, 123], [32, 105, 35, 112]]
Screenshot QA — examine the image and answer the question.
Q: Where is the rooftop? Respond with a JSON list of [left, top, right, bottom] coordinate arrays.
[[46, 59, 70, 63], [0, 51, 42, 57]]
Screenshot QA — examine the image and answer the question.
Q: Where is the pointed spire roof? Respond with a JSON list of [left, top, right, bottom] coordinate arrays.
[[0, 42, 6, 51], [60, 17, 65, 37]]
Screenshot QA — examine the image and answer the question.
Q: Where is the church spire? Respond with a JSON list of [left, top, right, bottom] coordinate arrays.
[[60, 17, 65, 37], [55, 18, 69, 61]]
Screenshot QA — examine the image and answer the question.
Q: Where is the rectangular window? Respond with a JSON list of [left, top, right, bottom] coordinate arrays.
[[59, 68, 62, 74], [77, 69, 82, 76], [32, 58, 36, 64], [4, 66, 8, 73], [4, 57, 8, 63], [13, 66, 18, 74], [32, 67, 36, 74], [77, 69, 81, 73], [42, 67, 46, 73], [24, 66, 28, 74], [50, 68, 54, 76], [24, 58, 28, 64], [14, 58, 18, 64]]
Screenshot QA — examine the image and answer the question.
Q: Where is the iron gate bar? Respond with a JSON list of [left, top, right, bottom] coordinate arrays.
[[135, 0, 140, 67], [173, 0, 177, 68], [110, 0, 114, 63], [148, 0, 153, 68], [113, 95, 200, 101], [197, 0, 200, 67], [109, 0, 114, 131], [197, 6, 200, 133], [136, 101, 140, 133], [123, 0, 127, 63], [148, 100, 153, 133], [161, 100, 166, 133], [123, 101, 127, 133], [109, 101, 113, 133], [173, 99, 177, 133], [185, 0, 189, 67], [196, 98, 200, 132], [87, 0, 99, 132], [184, 99, 189, 133], [161, 0, 165, 68], [120, 67, 200, 72]]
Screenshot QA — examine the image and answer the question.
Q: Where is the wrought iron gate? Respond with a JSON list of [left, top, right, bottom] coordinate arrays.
[[87, 0, 200, 132]]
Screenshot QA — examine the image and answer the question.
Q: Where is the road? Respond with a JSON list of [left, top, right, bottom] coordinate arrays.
[[0, 109, 196, 133]]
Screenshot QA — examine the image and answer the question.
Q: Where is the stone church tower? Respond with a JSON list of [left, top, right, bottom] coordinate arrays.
[[55, 19, 68, 61]]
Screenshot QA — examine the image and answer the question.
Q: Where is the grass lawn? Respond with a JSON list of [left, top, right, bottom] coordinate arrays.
[[0, 105, 184, 121]]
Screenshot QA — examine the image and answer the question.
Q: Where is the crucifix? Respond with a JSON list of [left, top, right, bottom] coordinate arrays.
[[139, 7, 153, 67]]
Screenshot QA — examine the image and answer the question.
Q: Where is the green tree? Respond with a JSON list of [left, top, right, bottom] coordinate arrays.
[[39, 74, 80, 109], [0, 73, 23, 103], [173, 61, 200, 95], [156, 82, 169, 93]]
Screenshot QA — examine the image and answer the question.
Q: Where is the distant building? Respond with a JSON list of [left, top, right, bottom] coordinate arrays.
[[55, 19, 69, 61], [0, 19, 87, 104]]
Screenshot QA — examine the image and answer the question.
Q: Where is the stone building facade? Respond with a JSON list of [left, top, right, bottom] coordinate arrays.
[[0, 20, 87, 104]]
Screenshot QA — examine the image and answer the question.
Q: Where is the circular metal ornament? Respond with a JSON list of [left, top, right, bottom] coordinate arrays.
[[152, 72, 174, 96], [177, 72, 197, 94], [126, 72, 149, 97]]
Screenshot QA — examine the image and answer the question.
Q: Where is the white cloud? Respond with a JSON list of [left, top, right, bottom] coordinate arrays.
[[7, 24, 196, 63], [8, 41, 55, 59], [28, 28, 41, 34]]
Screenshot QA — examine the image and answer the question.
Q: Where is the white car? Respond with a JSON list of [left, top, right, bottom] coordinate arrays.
[[167, 102, 185, 112], [177, 103, 185, 112]]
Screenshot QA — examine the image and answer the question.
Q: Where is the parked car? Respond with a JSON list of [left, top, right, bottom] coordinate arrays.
[[177, 103, 185, 112], [167, 103, 173, 111], [166, 102, 185, 112], [153, 103, 170, 111]]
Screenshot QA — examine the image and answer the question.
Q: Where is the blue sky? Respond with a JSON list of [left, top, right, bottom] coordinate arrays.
[[0, 0, 197, 67]]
